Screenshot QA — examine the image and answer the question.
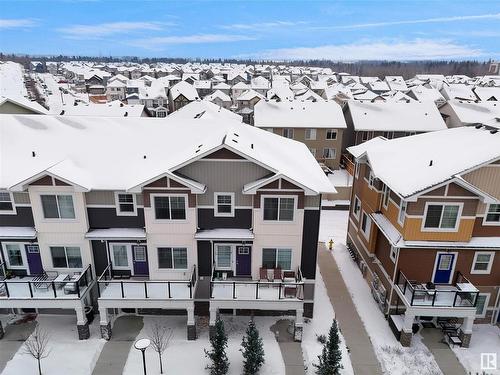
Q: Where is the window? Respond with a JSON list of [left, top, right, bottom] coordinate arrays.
[[5, 244, 24, 268], [389, 246, 398, 263], [215, 245, 232, 269], [214, 193, 234, 217], [309, 148, 316, 157], [471, 251, 495, 274], [322, 148, 336, 159], [398, 201, 407, 225], [41, 194, 75, 219], [50, 246, 82, 268], [382, 131, 394, 139], [262, 248, 292, 270], [368, 172, 375, 187], [355, 162, 360, 179], [0, 191, 15, 214], [111, 245, 129, 268], [437, 254, 453, 270], [361, 211, 372, 239], [157, 247, 187, 269], [423, 203, 461, 230], [361, 132, 369, 141], [484, 204, 500, 224], [305, 128, 317, 140], [352, 195, 361, 220], [115, 193, 137, 216], [326, 129, 337, 140], [382, 185, 390, 209], [283, 128, 294, 139], [263, 197, 295, 221], [154, 196, 186, 220], [475, 293, 490, 318]]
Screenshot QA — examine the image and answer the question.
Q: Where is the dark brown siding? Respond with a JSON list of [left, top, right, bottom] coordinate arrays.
[[472, 218, 500, 237], [281, 179, 301, 189], [54, 178, 70, 186], [447, 183, 476, 197], [203, 148, 244, 160], [374, 230, 395, 278], [145, 177, 168, 188], [423, 186, 446, 196], [197, 208, 252, 229], [0, 207, 34, 226], [30, 175, 53, 186], [261, 180, 279, 189], [87, 208, 145, 229], [301, 209, 320, 279]]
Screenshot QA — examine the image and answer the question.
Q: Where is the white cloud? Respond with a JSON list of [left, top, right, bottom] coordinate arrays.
[[58, 21, 168, 39], [130, 34, 257, 49], [312, 13, 500, 30], [220, 21, 308, 30], [241, 39, 484, 61], [0, 19, 37, 29]]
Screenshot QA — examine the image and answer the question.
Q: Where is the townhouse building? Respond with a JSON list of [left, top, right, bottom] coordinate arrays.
[[345, 127, 500, 347], [0, 114, 334, 342]]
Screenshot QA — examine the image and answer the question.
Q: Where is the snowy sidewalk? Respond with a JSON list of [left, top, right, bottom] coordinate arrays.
[[0, 318, 36, 373], [318, 246, 383, 375], [420, 328, 467, 375], [271, 319, 305, 375]]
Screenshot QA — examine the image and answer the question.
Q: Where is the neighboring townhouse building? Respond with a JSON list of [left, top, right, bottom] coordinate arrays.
[[204, 90, 232, 109], [0, 96, 48, 115], [106, 80, 127, 102], [439, 100, 500, 130], [57, 101, 150, 117], [489, 61, 499, 75], [254, 99, 347, 170], [168, 81, 199, 113], [0, 114, 334, 342], [345, 126, 500, 348]]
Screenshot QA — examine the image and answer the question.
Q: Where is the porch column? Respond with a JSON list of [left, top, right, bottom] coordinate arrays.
[[187, 306, 196, 340], [0, 320, 4, 340], [459, 315, 474, 348], [294, 308, 304, 342], [400, 310, 415, 347], [99, 307, 112, 340], [209, 306, 217, 339], [75, 304, 90, 340]]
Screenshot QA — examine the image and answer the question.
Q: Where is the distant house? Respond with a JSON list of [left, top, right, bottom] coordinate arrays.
[[168, 81, 199, 113], [439, 100, 500, 130], [0, 96, 48, 115], [106, 80, 127, 102], [57, 101, 150, 117], [204, 90, 232, 109], [489, 61, 499, 75]]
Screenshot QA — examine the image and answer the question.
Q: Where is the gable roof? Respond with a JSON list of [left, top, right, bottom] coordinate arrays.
[[444, 100, 500, 129], [0, 96, 49, 115]]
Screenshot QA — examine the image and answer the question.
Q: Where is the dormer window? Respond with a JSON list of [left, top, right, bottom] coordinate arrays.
[[153, 195, 186, 220], [0, 191, 15, 215], [263, 196, 295, 221], [423, 203, 461, 231], [214, 193, 234, 217], [41, 194, 75, 219], [484, 204, 500, 225], [115, 193, 137, 216]]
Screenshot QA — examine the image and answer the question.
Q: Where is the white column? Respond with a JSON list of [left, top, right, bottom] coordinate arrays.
[[295, 308, 304, 327], [402, 310, 415, 333], [99, 307, 109, 325], [462, 315, 474, 334], [187, 306, 195, 326], [209, 306, 217, 326], [75, 302, 87, 326]]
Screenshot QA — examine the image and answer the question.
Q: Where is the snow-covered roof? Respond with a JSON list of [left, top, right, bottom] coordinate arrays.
[[440, 84, 477, 101], [254, 99, 346, 129], [0, 226, 37, 239], [0, 114, 334, 195], [347, 126, 500, 198], [473, 87, 500, 102], [236, 89, 264, 101], [444, 100, 500, 129], [57, 101, 146, 117], [347, 100, 446, 132], [85, 228, 146, 240], [194, 228, 254, 240], [0, 96, 49, 114], [204, 90, 231, 103], [168, 100, 242, 122], [169, 81, 199, 101]]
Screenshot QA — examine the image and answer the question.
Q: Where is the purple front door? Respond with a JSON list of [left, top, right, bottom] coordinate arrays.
[[132, 245, 149, 276], [25, 244, 43, 275], [236, 246, 251, 276]]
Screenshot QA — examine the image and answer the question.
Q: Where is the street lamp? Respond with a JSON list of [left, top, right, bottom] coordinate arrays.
[[134, 338, 151, 375]]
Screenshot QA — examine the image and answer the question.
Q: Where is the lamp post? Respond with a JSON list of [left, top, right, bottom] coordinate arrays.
[[134, 338, 151, 375]]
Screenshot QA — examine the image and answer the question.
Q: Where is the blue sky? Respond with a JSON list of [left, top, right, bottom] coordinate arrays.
[[1, 0, 499, 60]]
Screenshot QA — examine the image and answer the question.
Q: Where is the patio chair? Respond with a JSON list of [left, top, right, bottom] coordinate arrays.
[[283, 271, 296, 282], [259, 267, 269, 282], [273, 268, 282, 282]]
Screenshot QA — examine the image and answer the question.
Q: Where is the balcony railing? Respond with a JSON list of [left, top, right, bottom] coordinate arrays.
[[395, 270, 478, 308], [340, 153, 355, 176], [0, 264, 93, 300], [97, 264, 197, 300]]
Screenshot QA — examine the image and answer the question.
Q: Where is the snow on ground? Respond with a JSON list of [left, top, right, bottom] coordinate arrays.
[[319, 210, 443, 375], [122, 315, 285, 375], [2, 314, 105, 375], [0, 61, 27, 97], [452, 324, 500, 375], [328, 169, 353, 187], [302, 267, 354, 375], [35, 73, 88, 113]]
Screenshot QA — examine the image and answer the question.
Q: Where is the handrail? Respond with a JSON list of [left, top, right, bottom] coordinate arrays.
[[210, 279, 304, 300]]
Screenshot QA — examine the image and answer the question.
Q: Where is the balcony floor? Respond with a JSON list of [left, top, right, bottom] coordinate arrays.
[[400, 285, 475, 307], [0, 276, 88, 299]]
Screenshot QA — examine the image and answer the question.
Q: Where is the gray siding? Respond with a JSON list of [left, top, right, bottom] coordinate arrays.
[[87, 207, 145, 228], [304, 195, 321, 207], [1, 207, 34, 227], [85, 191, 144, 206], [13, 192, 30, 204]]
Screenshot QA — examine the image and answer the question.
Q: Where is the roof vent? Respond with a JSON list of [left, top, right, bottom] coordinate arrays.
[[120, 102, 124, 107], [124, 112, 128, 117], [32, 151, 36, 157], [143, 155, 147, 159], [491, 129, 498, 134], [60, 110, 65, 115], [429, 160, 433, 166], [475, 124, 482, 129], [251, 143, 254, 149]]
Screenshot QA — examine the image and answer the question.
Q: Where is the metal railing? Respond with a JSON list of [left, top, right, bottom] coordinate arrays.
[[0, 264, 93, 300], [340, 153, 355, 176], [97, 264, 197, 300], [396, 270, 478, 308]]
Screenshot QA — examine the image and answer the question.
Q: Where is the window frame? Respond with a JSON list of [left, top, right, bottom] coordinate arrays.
[[2, 242, 28, 269], [471, 251, 495, 274], [322, 148, 336, 159], [40, 193, 76, 220], [214, 244, 233, 271], [49, 245, 83, 269], [262, 248, 292, 270], [326, 129, 337, 140], [421, 202, 463, 232], [0, 191, 16, 215], [360, 210, 372, 240], [261, 195, 297, 223], [305, 128, 317, 140], [151, 193, 188, 222], [483, 203, 500, 226], [397, 200, 407, 226], [157, 247, 188, 270], [382, 185, 390, 209], [352, 195, 361, 221], [475, 293, 490, 318], [389, 246, 398, 263], [283, 128, 294, 139], [114, 192, 137, 216], [214, 192, 235, 217], [109, 243, 132, 270]]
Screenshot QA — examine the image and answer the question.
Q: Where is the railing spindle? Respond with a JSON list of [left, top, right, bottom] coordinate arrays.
[[144, 282, 148, 298], [120, 281, 124, 298], [4, 281, 9, 298], [52, 281, 57, 298], [28, 281, 33, 298], [168, 281, 171, 298], [232, 282, 236, 299], [256, 282, 259, 299]]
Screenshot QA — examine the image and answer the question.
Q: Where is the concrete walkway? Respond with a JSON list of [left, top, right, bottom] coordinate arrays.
[[270, 319, 305, 375], [0, 320, 37, 373], [92, 315, 144, 375], [420, 328, 467, 375], [318, 247, 383, 375]]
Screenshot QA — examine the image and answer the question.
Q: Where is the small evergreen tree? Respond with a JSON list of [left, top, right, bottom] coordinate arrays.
[[314, 320, 343, 375], [205, 317, 229, 375], [240, 319, 265, 375]]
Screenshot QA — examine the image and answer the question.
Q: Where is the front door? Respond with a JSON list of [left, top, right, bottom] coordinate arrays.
[[236, 246, 251, 276], [25, 244, 43, 275], [132, 245, 149, 276], [433, 253, 455, 284]]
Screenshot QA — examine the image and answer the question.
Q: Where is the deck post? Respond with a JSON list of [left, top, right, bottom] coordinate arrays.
[[209, 306, 217, 339], [294, 308, 303, 342], [99, 307, 112, 340], [187, 306, 196, 340], [400, 310, 415, 347], [75, 304, 90, 340], [458, 315, 474, 348]]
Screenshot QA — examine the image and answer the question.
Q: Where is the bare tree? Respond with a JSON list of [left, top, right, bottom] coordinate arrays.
[[148, 321, 173, 374], [23, 325, 51, 375]]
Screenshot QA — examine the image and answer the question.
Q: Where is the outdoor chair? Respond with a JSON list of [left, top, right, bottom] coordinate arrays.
[[259, 267, 269, 282], [272, 268, 282, 282]]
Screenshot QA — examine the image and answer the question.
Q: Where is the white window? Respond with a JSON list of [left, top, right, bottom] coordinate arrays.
[[305, 128, 317, 140], [262, 248, 292, 270], [326, 129, 337, 140], [283, 128, 294, 139], [322, 148, 336, 159], [382, 185, 390, 209], [368, 172, 375, 187], [423, 203, 462, 231], [471, 251, 495, 274], [157, 247, 188, 269], [263, 197, 295, 221], [115, 193, 137, 216], [309, 148, 316, 157], [50, 246, 82, 268], [111, 244, 130, 269], [475, 293, 490, 318], [153, 195, 186, 220], [352, 195, 361, 221], [355, 162, 360, 179], [2, 243, 27, 269], [215, 245, 232, 269], [389, 246, 398, 263], [398, 201, 407, 226], [484, 204, 500, 225], [361, 132, 369, 141], [0, 191, 16, 215], [41, 194, 75, 219], [360, 211, 372, 239], [214, 193, 234, 217]]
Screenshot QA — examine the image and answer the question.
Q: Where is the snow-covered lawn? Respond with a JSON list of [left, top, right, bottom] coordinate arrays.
[[328, 169, 353, 187], [301, 268, 354, 375], [452, 324, 500, 375], [1, 314, 105, 375], [35, 73, 88, 113], [122, 315, 286, 375], [0, 61, 27, 97], [319, 210, 443, 375]]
